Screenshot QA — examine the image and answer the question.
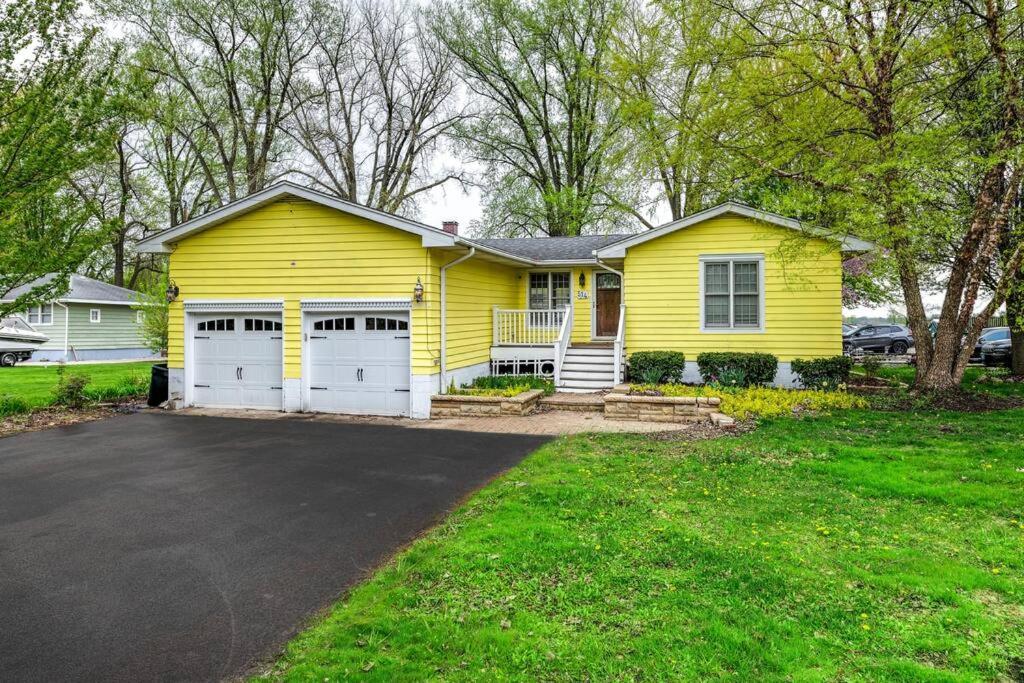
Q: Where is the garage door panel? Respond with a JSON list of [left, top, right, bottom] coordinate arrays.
[[191, 314, 282, 410], [306, 312, 410, 416]]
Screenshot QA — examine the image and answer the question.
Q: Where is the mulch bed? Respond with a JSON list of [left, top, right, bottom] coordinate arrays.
[[865, 388, 1024, 413], [847, 375, 896, 389], [0, 402, 144, 438]]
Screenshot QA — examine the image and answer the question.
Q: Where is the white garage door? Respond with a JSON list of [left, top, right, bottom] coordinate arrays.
[[192, 314, 283, 409], [307, 312, 410, 416]]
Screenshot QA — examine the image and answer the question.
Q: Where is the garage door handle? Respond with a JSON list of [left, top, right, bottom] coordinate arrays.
[[195, 336, 210, 340], [394, 335, 410, 339], [311, 386, 327, 390], [194, 384, 210, 388], [310, 335, 327, 339], [270, 386, 282, 390], [394, 388, 410, 392]]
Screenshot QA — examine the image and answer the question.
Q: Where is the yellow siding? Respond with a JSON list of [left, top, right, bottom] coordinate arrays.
[[443, 256, 519, 371], [167, 199, 440, 377], [623, 216, 842, 360]]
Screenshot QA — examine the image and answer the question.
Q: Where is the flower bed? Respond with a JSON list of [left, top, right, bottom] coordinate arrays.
[[430, 389, 546, 418], [628, 384, 867, 420]]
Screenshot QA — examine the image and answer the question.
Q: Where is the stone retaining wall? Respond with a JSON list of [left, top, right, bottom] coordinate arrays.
[[604, 394, 721, 423], [430, 389, 545, 418]]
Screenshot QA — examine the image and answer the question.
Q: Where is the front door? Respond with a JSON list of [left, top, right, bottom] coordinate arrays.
[[595, 272, 621, 338]]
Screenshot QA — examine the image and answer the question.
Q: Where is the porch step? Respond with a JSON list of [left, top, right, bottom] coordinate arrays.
[[562, 360, 614, 372], [564, 346, 615, 357], [559, 344, 619, 390]]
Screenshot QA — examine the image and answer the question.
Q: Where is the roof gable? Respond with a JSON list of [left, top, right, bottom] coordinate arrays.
[[594, 202, 874, 258], [137, 182, 458, 254]]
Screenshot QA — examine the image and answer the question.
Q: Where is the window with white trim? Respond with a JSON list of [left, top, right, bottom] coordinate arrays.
[[25, 303, 53, 325], [90, 309, 101, 323], [701, 257, 763, 330], [528, 272, 571, 310], [137, 310, 144, 324]]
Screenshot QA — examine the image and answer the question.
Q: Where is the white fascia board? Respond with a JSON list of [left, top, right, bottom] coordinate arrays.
[[137, 182, 458, 253], [594, 202, 877, 257]]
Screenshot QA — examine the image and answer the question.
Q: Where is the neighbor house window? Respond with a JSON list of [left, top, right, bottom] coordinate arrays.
[[25, 304, 53, 325], [528, 272, 571, 310], [136, 310, 144, 324], [701, 256, 763, 330], [90, 309, 101, 323]]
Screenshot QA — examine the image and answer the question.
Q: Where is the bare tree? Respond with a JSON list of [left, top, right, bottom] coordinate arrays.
[[432, 0, 631, 237], [287, 0, 466, 214], [103, 0, 321, 204]]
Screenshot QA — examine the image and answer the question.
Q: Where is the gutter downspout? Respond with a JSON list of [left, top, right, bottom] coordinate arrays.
[[56, 301, 70, 361], [439, 247, 475, 393]]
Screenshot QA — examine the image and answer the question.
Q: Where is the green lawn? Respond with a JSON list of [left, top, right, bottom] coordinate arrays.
[[0, 362, 155, 407], [261, 395, 1024, 680]]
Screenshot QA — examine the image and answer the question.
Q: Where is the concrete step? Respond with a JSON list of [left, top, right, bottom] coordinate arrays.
[[540, 392, 604, 412], [562, 356, 615, 366]]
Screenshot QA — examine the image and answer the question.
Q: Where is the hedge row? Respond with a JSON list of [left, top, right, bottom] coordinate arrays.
[[627, 350, 853, 389]]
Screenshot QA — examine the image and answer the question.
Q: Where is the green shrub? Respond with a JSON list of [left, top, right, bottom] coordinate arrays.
[[452, 374, 555, 397], [696, 352, 778, 386], [712, 367, 747, 388], [0, 395, 31, 417], [627, 351, 686, 383], [791, 356, 853, 390], [54, 372, 91, 409], [861, 354, 882, 378]]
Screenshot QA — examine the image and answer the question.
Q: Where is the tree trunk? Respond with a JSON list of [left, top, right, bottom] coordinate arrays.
[[1009, 287, 1024, 375]]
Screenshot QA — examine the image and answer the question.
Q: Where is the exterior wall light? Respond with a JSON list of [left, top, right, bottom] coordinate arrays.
[[578, 272, 586, 288], [413, 277, 424, 302], [166, 281, 180, 303]]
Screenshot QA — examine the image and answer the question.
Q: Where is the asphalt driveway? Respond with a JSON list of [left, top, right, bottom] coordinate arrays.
[[0, 413, 549, 681]]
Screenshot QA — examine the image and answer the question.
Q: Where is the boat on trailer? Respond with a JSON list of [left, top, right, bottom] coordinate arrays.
[[0, 316, 49, 365]]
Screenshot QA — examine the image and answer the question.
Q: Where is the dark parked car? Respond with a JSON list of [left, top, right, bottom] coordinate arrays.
[[981, 338, 1012, 367], [970, 327, 1009, 362], [843, 324, 914, 355]]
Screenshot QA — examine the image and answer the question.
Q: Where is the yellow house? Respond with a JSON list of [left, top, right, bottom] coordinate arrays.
[[138, 182, 871, 418]]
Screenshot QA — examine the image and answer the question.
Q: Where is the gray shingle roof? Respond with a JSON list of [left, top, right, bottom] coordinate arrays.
[[2, 274, 139, 303], [469, 234, 631, 262]]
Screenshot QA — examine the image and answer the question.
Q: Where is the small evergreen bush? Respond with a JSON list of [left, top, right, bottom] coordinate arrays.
[[696, 352, 778, 386], [627, 351, 686, 384], [791, 356, 853, 390]]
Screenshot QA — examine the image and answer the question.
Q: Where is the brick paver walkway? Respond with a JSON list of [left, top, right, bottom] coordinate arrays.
[[173, 407, 690, 436]]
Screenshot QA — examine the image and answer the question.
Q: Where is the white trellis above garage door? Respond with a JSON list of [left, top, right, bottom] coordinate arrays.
[[306, 312, 411, 416]]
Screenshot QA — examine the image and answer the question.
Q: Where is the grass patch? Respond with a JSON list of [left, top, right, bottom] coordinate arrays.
[[261, 405, 1024, 681], [450, 374, 555, 397], [0, 362, 153, 408], [631, 383, 868, 419]]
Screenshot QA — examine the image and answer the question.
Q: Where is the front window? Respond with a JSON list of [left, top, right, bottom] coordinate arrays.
[[528, 272, 571, 310], [25, 304, 53, 325], [702, 257, 763, 330]]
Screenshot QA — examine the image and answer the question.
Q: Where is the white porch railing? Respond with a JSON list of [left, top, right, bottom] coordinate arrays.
[[553, 305, 573, 386], [493, 308, 566, 345], [613, 304, 626, 384]]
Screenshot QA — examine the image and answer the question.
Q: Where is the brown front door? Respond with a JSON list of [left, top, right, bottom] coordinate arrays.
[[595, 272, 621, 337]]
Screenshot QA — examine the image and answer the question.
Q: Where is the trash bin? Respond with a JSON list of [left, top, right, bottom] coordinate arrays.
[[148, 363, 169, 407]]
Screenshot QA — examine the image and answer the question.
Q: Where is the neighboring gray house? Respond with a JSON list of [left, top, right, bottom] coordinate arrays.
[[1, 274, 154, 361]]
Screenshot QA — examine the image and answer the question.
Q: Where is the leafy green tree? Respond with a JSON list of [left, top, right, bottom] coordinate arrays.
[[133, 268, 169, 354], [0, 0, 121, 316], [432, 0, 633, 236], [710, 0, 1024, 390]]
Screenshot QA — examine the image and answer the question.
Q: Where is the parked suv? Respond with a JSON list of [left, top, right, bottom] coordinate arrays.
[[970, 327, 1009, 362], [843, 324, 914, 355], [981, 338, 1013, 367]]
